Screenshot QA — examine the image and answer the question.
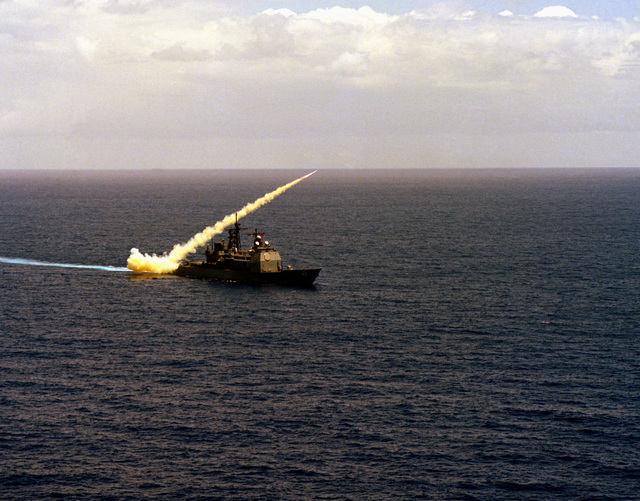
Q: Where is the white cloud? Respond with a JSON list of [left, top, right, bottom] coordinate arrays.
[[330, 51, 370, 76], [76, 36, 98, 61], [534, 6, 578, 18], [303, 6, 397, 26], [101, 0, 156, 15], [1, 1, 640, 169], [152, 43, 212, 61], [262, 8, 296, 18]]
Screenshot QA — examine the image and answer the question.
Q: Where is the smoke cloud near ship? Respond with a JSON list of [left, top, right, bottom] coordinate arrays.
[[127, 171, 317, 274]]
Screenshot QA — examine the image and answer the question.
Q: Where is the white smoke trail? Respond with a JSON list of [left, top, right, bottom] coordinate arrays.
[[127, 170, 317, 274]]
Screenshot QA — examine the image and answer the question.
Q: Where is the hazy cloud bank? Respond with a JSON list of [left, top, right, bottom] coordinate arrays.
[[2, 1, 639, 169]]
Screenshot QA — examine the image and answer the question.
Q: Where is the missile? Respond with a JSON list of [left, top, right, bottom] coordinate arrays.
[[128, 170, 319, 273]]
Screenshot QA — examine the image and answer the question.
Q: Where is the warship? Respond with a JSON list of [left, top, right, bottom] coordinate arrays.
[[172, 216, 320, 286]]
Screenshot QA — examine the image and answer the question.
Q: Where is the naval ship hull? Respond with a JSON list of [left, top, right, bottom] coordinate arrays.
[[173, 263, 320, 287]]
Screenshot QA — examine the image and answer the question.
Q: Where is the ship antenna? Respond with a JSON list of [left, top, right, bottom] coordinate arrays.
[[228, 212, 244, 251]]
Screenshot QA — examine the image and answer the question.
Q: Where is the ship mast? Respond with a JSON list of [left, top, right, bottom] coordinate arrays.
[[227, 213, 246, 251]]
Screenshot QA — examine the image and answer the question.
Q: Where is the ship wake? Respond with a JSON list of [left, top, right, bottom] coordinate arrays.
[[0, 257, 130, 272], [127, 170, 317, 274]]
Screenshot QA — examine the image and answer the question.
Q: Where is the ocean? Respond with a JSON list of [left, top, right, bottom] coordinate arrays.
[[1, 168, 639, 500]]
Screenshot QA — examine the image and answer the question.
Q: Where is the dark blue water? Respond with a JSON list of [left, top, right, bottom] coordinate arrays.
[[1, 169, 639, 500]]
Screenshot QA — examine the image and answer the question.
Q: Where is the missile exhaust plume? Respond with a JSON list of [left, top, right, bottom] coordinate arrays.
[[127, 170, 317, 274]]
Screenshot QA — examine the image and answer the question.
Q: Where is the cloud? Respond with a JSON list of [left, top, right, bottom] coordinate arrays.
[[330, 51, 370, 76], [101, 0, 155, 15], [1, 2, 640, 169], [76, 36, 98, 61], [533, 6, 578, 18], [152, 43, 212, 61], [304, 5, 397, 26]]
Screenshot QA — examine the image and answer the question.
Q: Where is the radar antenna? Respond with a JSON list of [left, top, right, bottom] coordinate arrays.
[[227, 213, 247, 251]]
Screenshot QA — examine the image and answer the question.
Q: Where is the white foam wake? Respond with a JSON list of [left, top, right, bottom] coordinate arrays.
[[0, 257, 130, 272]]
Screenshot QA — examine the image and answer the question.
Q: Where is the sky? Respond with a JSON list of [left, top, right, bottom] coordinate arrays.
[[1, 1, 640, 170]]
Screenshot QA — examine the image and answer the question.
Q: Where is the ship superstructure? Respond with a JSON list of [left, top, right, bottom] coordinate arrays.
[[172, 216, 320, 286]]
